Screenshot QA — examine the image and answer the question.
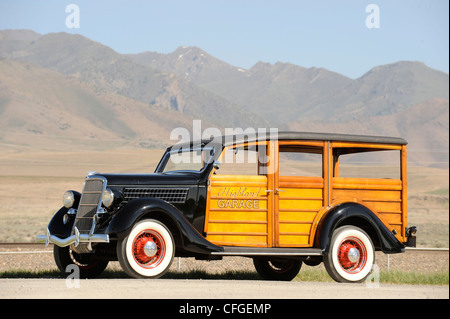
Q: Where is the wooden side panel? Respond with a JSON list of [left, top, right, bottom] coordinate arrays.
[[205, 174, 269, 247], [332, 177, 405, 240], [277, 176, 324, 247]]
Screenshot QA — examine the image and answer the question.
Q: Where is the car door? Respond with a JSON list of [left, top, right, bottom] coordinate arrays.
[[204, 141, 275, 247], [274, 140, 326, 247]]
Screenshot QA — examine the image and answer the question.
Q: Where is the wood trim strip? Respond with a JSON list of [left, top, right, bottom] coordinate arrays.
[[208, 208, 268, 212], [208, 220, 268, 224], [207, 232, 268, 236]]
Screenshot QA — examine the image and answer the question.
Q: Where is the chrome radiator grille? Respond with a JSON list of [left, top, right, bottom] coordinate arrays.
[[74, 177, 105, 234], [123, 187, 189, 204]]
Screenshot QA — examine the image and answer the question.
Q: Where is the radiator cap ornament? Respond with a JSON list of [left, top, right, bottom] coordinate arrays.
[[86, 171, 99, 177]]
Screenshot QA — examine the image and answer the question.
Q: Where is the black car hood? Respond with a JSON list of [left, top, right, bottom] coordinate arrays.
[[98, 173, 201, 186]]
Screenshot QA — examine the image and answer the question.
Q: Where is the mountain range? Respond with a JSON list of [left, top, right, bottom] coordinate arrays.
[[0, 29, 448, 167]]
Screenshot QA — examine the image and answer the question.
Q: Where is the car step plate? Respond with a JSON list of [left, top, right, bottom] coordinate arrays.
[[211, 247, 323, 257]]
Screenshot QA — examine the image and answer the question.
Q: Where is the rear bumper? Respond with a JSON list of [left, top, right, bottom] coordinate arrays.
[[405, 226, 418, 247], [36, 227, 110, 247]]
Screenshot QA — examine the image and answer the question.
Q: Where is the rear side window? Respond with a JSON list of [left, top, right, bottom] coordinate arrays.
[[335, 149, 401, 179]]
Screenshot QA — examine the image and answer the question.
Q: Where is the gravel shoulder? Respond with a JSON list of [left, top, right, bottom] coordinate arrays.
[[1, 244, 448, 274], [0, 244, 448, 299]]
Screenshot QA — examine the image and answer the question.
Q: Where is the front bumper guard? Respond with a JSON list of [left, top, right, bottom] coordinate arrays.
[[36, 227, 110, 247]]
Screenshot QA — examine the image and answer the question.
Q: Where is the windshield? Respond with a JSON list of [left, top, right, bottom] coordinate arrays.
[[158, 147, 215, 173]]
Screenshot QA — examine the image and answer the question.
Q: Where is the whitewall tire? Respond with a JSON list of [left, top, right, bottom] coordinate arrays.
[[324, 225, 375, 283], [117, 219, 175, 279]]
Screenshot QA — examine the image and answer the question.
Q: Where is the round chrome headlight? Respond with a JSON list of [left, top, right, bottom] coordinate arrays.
[[62, 191, 75, 208], [102, 188, 115, 208]]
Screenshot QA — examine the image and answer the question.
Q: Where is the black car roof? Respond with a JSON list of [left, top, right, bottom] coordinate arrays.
[[170, 131, 407, 149]]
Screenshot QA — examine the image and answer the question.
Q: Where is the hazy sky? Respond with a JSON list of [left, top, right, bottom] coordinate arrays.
[[0, 0, 448, 78]]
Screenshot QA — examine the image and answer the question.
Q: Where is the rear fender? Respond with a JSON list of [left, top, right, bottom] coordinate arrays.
[[316, 202, 404, 254]]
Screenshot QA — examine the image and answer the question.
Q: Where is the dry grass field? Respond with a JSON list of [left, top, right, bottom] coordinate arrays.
[[0, 142, 448, 247]]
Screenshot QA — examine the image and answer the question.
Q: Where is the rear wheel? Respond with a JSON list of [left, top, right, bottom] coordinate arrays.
[[323, 225, 375, 283], [54, 245, 108, 279], [253, 258, 302, 281], [117, 219, 175, 279]]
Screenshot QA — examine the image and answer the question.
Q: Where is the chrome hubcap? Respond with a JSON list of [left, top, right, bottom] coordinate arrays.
[[143, 240, 157, 257], [347, 247, 360, 263]]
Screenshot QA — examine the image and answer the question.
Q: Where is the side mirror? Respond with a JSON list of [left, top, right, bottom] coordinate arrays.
[[213, 161, 221, 170]]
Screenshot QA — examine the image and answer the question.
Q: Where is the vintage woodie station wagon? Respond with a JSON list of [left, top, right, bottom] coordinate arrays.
[[38, 131, 417, 283]]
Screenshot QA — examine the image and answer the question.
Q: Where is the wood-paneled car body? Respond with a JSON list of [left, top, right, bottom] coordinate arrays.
[[38, 132, 417, 282]]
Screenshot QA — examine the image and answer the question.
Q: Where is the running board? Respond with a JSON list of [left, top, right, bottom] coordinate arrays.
[[211, 247, 323, 257]]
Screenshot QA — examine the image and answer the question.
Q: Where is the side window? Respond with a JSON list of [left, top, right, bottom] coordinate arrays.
[[278, 145, 323, 177], [215, 143, 267, 175], [161, 147, 214, 173], [335, 149, 401, 179]]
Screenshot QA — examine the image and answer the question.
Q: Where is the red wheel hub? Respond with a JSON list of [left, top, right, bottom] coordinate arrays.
[[132, 231, 164, 267], [337, 237, 366, 273]]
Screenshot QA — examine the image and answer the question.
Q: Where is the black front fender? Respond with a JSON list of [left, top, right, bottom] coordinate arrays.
[[105, 198, 223, 256], [47, 206, 72, 238], [317, 203, 405, 254]]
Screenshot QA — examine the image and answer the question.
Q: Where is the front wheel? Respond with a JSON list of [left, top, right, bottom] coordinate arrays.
[[323, 225, 375, 283], [253, 258, 302, 281], [117, 219, 175, 279], [54, 245, 108, 279]]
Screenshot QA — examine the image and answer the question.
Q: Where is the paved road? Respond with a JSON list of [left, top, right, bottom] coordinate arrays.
[[1, 278, 448, 299]]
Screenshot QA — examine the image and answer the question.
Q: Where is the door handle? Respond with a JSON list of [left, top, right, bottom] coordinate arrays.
[[264, 189, 285, 195]]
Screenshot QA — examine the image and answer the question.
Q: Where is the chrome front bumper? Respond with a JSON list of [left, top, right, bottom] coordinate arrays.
[[36, 227, 110, 247]]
